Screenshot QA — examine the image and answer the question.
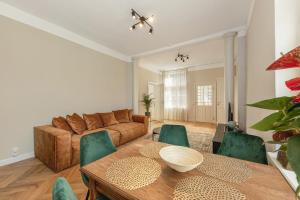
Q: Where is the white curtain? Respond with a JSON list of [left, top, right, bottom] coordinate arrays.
[[163, 69, 187, 121]]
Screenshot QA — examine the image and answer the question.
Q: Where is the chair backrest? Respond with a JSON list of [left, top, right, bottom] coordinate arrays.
[[217, 131, 268, 164], [158, 124, 190, 147], [80, 130, 117, 186], [52, 177, 78, 200]]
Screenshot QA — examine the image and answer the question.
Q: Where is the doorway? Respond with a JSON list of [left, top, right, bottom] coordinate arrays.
[[148, 82, 161, 121], [195, 83, 216, 123], [194, 78, 225, 123]]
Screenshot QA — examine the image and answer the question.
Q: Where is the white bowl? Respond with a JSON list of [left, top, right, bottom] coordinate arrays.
[[159, 146, 203, 172]]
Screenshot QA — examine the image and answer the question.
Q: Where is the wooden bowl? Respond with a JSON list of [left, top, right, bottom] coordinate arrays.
[[159, 146, 203, 172]]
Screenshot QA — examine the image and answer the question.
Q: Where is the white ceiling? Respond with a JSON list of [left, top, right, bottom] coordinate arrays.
[[1, 0, 253, 58], [136, 38, 225, 72]]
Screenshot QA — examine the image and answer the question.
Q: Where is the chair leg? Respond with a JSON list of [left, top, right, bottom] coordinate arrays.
[[85, 190, 90, 200]]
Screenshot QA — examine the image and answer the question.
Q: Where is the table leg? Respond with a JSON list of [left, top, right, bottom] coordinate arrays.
[[89, 179, 96, 200]]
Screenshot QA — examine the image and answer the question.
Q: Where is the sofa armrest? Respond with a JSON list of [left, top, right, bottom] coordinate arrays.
[[132, 115, 149, 133], [34, 125, 72, 172]]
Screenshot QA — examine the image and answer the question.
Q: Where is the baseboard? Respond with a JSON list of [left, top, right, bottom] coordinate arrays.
[[0, 152, 35, 166]]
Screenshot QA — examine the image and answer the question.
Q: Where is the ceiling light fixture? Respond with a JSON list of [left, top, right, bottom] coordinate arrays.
[[175, 53, 189, 62], [129, 9, 154, 35]]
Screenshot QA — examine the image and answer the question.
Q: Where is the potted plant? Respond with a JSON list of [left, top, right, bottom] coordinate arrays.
[[248, 46, 300, 195], [247, 96, 298, 169], [141, 94, 154, 117]]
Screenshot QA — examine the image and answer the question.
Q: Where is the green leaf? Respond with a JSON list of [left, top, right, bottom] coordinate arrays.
[[279, 143, 288, 152], [247, 96, 293, 110], [274, 125, 295, 132], [287, 135, 300, 194], [296, 186, 300, 197], [265, 140, 287, 145], [250, 111, 284, 131], [279, 118, 300, 132], [285, 109, 300, 121], [288, 103, 300, 112]]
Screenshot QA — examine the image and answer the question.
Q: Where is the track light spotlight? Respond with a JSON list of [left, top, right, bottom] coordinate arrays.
[[149, 28, 153, 35], [129, 25, 136, 31], [148, 15, 154, 23], [131, 10, 136, 19]]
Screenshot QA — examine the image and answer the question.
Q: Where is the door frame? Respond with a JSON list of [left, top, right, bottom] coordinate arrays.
[[147, 81, 162, 121]]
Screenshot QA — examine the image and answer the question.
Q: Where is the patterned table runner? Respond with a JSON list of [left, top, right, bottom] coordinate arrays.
[[197, 153, 252, 184], [139, 142, 170, 159], [106, 156, 161, 190], [174, 176, 246, 200]]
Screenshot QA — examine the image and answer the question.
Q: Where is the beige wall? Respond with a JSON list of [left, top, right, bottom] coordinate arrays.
[[246, 0, 276, 144], [0, 16, 131, 161], [274, 0, 300, 97], [187, 68, 224, 121], [137, 67, 162, 116]]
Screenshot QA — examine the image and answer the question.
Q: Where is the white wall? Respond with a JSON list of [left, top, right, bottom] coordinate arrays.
[[135, 39, 225, 73], [0, 16, 131, 161], [236, 36, 247, 130], [246, 0, 276, 145], [275, 0, 300, 97], [137, 67, 162, 116]]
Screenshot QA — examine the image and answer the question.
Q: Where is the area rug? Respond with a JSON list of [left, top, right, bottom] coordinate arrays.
[[148, 132, 213, 153]]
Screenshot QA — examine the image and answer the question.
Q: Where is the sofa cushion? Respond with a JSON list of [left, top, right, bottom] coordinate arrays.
[[113, 109, 130, 123], [99, 112, 119, 127], [107, 122, 145, 145], [52, 116, 73, 133], [83, 113, 103, 130], [128, 109, 133, 122], [72, 128, 120, 150], [71, 128, 120, 165], [66, 113, 87, 135]]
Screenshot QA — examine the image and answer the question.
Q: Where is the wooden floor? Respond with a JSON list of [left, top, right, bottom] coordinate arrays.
[[0, 159, 87, 200], [0, 121, 216, 200]]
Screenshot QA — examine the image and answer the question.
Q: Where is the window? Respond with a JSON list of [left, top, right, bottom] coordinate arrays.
[[164, 70, 187, 109], [197, 85, 213, 106]]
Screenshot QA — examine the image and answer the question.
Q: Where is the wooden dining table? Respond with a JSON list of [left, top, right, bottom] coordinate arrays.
[[80, 139, 295, 200]]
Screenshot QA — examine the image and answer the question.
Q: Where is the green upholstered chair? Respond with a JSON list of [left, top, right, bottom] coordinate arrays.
[[80, 131, 116, 200], [52, 177, 77, 200], [217, 131, 268, 164], [158, 124, 190, 147], [52, 177, 109, 200]]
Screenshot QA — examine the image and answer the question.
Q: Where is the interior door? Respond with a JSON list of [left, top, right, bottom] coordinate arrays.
[[216, 77, 226, 123], [195, 83, 216, 123], [148, 82, 161, 121]]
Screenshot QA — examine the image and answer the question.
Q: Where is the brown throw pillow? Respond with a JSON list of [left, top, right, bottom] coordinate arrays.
[[83, 113, 104, 130], [99, 112, 119, 127], [66, 113, 87, 135], [52, 116, 73, 132], [113, 109, 130, 123], [128, 109, 133, 121]]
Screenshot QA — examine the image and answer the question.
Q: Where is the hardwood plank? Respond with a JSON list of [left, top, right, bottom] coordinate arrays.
[[0, 159, 87, 200]]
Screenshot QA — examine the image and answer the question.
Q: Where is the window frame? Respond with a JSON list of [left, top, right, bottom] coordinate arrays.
[[196, 85, 213, 106]]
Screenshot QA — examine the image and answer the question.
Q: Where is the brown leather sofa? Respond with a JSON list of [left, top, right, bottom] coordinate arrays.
[[34, 113, 148, 172]]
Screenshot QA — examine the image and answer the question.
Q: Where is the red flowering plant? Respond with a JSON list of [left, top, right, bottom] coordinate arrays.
[[248, 46, 300, 195]]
